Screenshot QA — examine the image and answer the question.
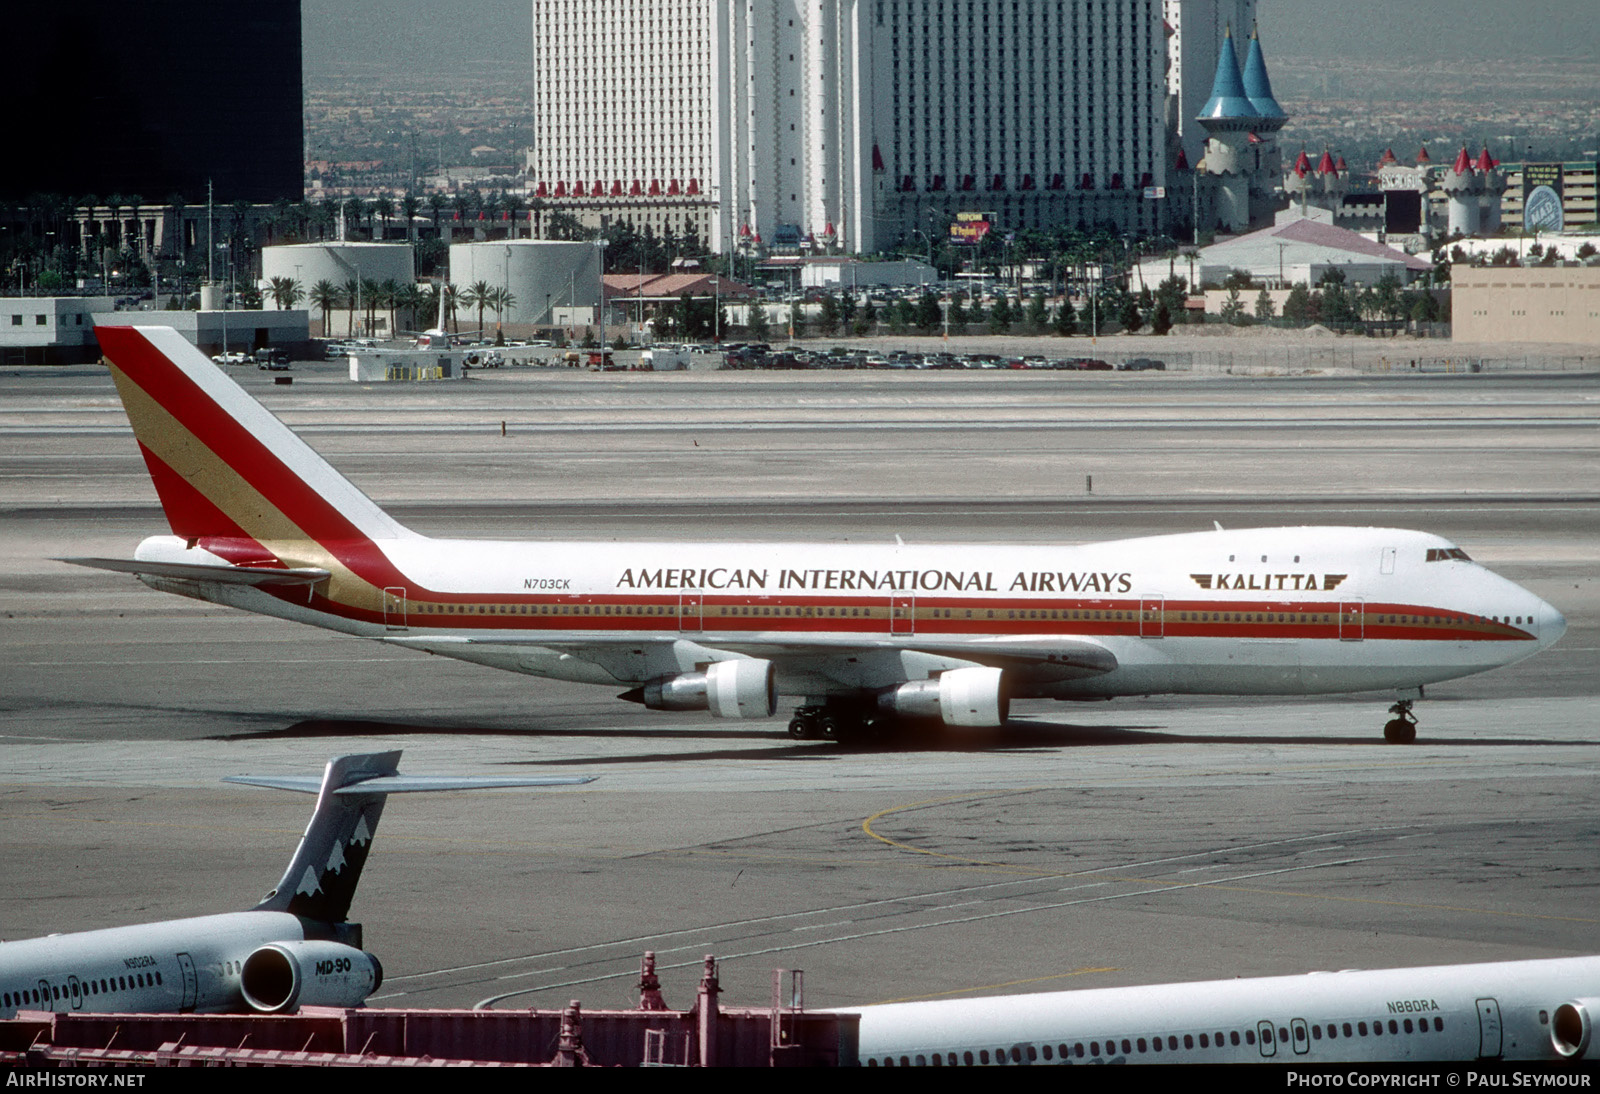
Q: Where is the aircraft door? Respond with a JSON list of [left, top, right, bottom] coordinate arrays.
[[1140, 596, 1165, 638], [383, 587, 408, 631], [1256, 1020, 1277, 1057], [176, 952, 198, 1012], [1290, 1017, 1310, 1055], [1338, 599, 1364, 641], [678, 590, 703, 632], [890, 594, 915, 636], [37, 980, 53, 1012], [67, 975, 83, 1011], [1476, 997, 1504, 1059]]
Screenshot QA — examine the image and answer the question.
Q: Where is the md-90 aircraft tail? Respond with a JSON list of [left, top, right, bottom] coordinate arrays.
[[0, 751, 595, 1018], [228, 751, 595, 925]]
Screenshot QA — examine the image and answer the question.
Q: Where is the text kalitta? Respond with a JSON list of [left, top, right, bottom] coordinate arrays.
[[614, 567, 1133, 594]]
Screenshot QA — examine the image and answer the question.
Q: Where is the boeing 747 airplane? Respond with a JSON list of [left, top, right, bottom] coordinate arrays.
[[0, 752, 594, 1017], [70, 326, 1565, 743], [846, 956, 1600, 1064]]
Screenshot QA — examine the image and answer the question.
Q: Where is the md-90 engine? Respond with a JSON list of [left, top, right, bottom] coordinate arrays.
[[1553, 997, 1600, 1058], [630, 658, 777, 719], [881, 666, 1009, 727], [240, 941, 383, 1013]]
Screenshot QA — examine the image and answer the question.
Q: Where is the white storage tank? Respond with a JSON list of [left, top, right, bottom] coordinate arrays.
[[261, 243, 415, 306], [448, 240, 601, 325]]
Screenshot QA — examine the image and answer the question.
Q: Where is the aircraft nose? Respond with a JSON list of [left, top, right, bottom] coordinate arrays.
[[1540, 598, 1568, 647]]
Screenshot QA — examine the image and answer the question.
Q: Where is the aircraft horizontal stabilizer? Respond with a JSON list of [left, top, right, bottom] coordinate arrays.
[[61, 557, 331, 587], [241, 751, 597, 923], [224, 773, 597, 794]]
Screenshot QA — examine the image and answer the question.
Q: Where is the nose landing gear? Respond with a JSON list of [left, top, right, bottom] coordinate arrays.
[[1384, 699, 1418, 744]]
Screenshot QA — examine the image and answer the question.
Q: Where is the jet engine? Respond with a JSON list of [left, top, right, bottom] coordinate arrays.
[[240, 941, 383, 1013], [635, 659, 777, 719], [1553, 997, 1600, 1058], [881, 666, 1009, 727]]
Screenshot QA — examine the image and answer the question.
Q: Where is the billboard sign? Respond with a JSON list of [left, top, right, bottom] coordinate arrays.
[[1523, 164, 1565, 232], [949, 211, 993, 245]]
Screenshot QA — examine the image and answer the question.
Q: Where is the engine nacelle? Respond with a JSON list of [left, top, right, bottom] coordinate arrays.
[[881, 666, 1009, 727], [1552, 997, 1600, 1058], [640, 659, 776, 719], [240, 941, 383, 1013]]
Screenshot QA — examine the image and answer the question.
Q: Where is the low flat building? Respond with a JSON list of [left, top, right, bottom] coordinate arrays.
[[92, 309, 311, 358], [1452, 265, 1600, 346], [795, 259, 939, 291], [0, 297, 119, 365], [1137, 216, 1431, 290]]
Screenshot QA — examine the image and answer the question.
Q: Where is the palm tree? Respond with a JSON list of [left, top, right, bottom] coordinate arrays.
[[309, 279, 339, 337], [314, 199, 339, 241], [379, 277, 404, 334], [463, 279, 494, 335], [266, 276, 304, 310], [501, 194, 526, 239], [400, 193, 422, 242], [104, 194, 124, 251], [488, 285, 517, 338], [373, 196, 395, 242], [440, 282, 459, 333], [361, 277, 383, 335], [341, 277, 360, 335]]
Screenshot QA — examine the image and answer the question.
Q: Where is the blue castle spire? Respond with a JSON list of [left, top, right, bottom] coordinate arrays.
[[1197, 24, 1258, 122], [1241, 24, 1286, 120]]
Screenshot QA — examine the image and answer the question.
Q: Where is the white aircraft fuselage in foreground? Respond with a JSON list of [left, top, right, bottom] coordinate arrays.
[[847, 956, 1600, 1064], [75, 326, 1565, 742], [0, 752, 593, 1018]]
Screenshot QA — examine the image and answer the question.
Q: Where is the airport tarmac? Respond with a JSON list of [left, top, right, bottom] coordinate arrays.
[[1, 363, 1596, 1013]]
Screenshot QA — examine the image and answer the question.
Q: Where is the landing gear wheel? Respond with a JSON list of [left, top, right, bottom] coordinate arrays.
[[787, 705, 826, 740], [1384, 699, 1418, 744], [817, 714, 844, 740], [1383, 718, 1417, 744]]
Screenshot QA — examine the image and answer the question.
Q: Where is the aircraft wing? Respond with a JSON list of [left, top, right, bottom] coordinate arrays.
[[706, 635, 1118, 675], [61, 557, 331, 588], [224, 773, 597, 794], [386, 632, 1117, 692]]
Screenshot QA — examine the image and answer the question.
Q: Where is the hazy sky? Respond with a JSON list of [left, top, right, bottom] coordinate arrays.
[[303, 1, 1600, 77]]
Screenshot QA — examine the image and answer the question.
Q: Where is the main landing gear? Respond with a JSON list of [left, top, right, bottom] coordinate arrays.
[[787, 703, 890, 745], [1384, 699, 1418, 744]]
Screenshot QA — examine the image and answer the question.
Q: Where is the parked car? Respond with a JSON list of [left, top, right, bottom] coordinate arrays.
[[211, 350, 249, 365], [1118, 357, 1166, 371]]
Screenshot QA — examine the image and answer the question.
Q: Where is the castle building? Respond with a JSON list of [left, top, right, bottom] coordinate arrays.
[[1194, 24, 1285, 234], [1286, 143, 1508, 249], [1163, 0, 1258, 168]]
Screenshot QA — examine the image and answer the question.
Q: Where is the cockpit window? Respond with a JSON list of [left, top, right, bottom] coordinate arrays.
[[1425, 548, 1472, 563]]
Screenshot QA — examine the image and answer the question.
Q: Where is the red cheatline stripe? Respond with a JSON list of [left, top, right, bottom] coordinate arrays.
[[314, 592, 1529, 642], [100, 328, 408, 589]]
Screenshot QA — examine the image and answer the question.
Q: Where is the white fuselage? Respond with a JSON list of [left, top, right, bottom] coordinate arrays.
[[0, 912, 304, 1017], [137, 525, 1565, 702], [847, 956, 1600, 1064]]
